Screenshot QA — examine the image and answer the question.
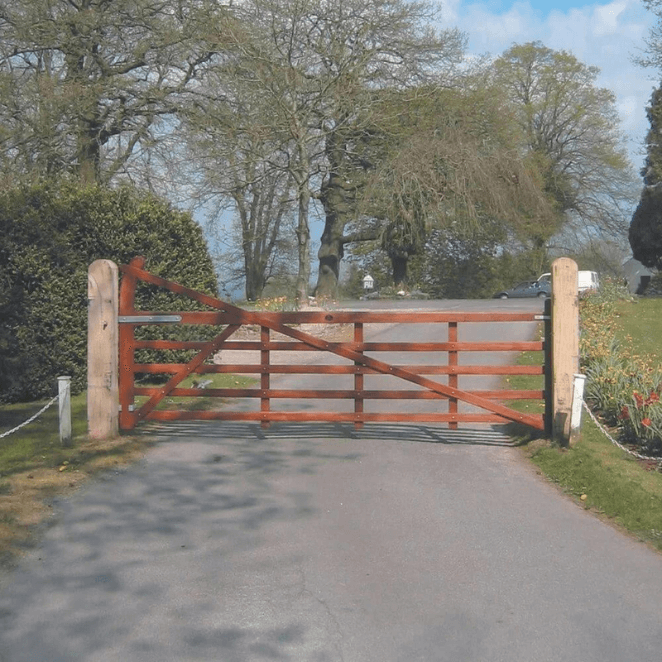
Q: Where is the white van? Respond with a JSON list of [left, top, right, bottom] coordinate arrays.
[[537, 271, 599, 293]]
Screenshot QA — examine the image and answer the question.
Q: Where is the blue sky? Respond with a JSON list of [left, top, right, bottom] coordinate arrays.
[[438, 0, 657, 170], [484, 0, 595, 15]]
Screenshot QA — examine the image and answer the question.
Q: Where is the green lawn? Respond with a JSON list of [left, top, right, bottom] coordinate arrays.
[[614, 297, 662, 364]]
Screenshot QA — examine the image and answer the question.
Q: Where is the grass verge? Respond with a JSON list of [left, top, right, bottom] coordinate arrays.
[[509, 298, 662, 553]]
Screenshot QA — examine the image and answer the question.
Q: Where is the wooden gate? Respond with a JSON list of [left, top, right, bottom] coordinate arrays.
[[117, 258, 550, 432]]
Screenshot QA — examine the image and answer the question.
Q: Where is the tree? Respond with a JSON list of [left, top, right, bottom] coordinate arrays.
[[629, 187, 662, 270], [0, 180, 218, 403], [352, 85, 559, 287], [0, 0, 225, 184], [419, 222, 547, 299], [193, 0, 465, 301], [307, 2, 465, 298], [492, 42, 637, 242], [636, 0, 662, 70], [181, 39, 300, 301], [630, 85, 662, 270]]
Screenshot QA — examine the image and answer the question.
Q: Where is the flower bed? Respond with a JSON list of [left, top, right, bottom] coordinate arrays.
[[580, 280, 662, 456]]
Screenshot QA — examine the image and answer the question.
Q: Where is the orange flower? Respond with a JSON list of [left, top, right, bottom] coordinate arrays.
[[633, 392, 644, 408], [642, 418, 652, 427], [619, 406, 630, 420]]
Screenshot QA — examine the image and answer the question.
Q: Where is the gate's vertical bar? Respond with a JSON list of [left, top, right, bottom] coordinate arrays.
[[543, 296, 553, 436], [354, 322, 364, 430], [118, 256, 143, 431], [448, 321, 458, 429], [88, 259, 119, 438], [261, 326, 271, 428]]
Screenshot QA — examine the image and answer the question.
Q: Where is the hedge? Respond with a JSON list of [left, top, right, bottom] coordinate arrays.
[[0, 180, 219, 403]]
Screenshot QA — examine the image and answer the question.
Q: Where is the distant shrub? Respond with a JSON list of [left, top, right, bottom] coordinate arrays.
[[0, 180, 218, 403]]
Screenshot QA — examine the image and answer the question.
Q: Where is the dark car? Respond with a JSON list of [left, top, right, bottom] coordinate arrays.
[[493, 280, 551, 299]]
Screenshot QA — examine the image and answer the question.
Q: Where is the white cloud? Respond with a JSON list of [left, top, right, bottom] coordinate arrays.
[[593, 0, 628, 36]]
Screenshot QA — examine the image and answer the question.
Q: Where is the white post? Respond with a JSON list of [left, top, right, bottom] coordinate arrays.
[[569, 373, 587, 445], [58, 376, 72, 447]]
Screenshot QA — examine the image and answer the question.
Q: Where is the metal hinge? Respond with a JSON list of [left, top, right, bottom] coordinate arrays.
[[119, 315, 182, 324]]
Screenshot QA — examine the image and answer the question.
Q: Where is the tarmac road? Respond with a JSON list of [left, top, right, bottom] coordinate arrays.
[[1, 299, 661, 661]]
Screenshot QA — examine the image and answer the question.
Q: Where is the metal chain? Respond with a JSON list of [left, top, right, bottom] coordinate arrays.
[[583, 401, 662, 465], [0, 395, 58, 439]]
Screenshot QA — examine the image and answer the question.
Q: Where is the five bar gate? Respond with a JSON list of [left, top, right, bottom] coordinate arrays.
[[116, 257, 550, 433]]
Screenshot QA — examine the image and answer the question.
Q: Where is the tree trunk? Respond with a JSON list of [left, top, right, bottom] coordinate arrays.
[[294, 183, 311, 305], [244, 264, 265, 301], [391, 254, 408, 288], [316, 207, 346, 299], [315, 131, 354, 299]]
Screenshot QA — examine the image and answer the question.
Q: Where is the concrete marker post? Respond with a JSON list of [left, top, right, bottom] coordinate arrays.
[[87, 260, 119, 439], [569, 373, 587, 445], [58, 376, 72, 447]]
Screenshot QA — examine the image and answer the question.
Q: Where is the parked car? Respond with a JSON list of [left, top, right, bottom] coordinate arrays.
[[537, 271, 599, 293], [493, 280, 551, 299]]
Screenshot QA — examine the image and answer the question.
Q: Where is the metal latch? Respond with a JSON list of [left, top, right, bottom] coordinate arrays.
[[118, 315, 182, 324]]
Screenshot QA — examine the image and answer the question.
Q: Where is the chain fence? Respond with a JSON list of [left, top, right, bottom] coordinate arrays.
[[0, 395, 59, 439], [583, 401, 662, 467]]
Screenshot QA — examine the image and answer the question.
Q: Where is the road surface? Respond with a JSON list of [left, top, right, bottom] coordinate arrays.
[[1, 299, 661, 661]]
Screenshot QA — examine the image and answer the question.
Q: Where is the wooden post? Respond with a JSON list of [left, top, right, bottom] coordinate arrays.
[[58, 376, 72, 447], [88, 260, 119, 439], [551, 257, 579, 445]]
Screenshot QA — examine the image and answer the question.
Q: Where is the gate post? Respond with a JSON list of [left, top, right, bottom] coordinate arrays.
[[88, 260, 119, 439], [551, 257, 579, 445]]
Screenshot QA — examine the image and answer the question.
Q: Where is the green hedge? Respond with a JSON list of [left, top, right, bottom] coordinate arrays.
[[0, 180, 219, 403]]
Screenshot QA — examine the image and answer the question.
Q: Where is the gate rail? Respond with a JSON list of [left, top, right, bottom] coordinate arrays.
[[112, 258, 549, 433]]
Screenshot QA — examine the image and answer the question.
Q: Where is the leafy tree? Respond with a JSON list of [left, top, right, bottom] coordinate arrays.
[[0, 0, 225, 184], [0, 180, 218, 403], [636, 0, 662, 70], [353, 85, 559, 287], [630, 187, 662, 270], [192, 0, 465, 301], [630, 85, 662, 270], [420, 223, 547, 299], [182, 48, 299, 301], [492, 42, 637, 241]]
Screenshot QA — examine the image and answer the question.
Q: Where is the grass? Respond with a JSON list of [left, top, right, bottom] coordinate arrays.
[[614, 297, 662, 364], [0, 373, 255, 567], [512, 297, 662, 552], [136, 373, 257, 411]]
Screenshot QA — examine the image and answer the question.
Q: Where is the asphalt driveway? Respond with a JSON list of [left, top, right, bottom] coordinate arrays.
[[1, 300, 661, 661]]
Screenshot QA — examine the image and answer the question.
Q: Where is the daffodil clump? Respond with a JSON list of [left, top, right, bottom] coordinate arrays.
[[580, 280, 662, 455], [253, 296, 294, 312]]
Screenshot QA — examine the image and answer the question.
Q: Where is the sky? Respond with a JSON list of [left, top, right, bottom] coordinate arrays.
[[437, 0, 658, 171]]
